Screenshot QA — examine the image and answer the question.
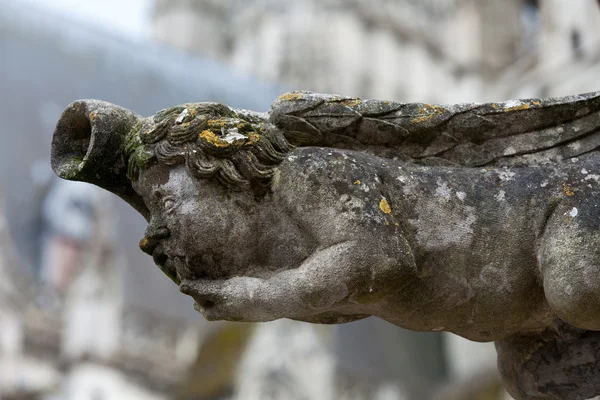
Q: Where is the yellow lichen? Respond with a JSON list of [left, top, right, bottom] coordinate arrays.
[[180, 105, 198, 115], [491, 104, 499, 110], [89, 111, 98, 121], [379, 198, 392, 214], [411, 104, 446, 123], [562, 183, 575, 197], [207, 119, 229, 128], [504, 102, 531, 111], [340, 99, 362, 107], [278, 92, 304, 101], [200, 130, 229, 147], [245, 133, 261, 144], [354, 180, 361, 185]]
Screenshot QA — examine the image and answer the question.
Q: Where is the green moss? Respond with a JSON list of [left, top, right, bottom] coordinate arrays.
[[123, 121, 143, 157]]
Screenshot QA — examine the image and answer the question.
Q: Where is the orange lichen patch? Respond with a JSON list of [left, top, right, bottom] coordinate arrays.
[[278, 92, 304, 101], [245, 133, 261, 145], [354, 180, 361, 185], [504, 102, 531, 111], [340, 99, 362, 107], [379, 198, 392, 214], [411, 104, 446, 123], [563, 183, 575, 197], [89, 111, 98, 121], [200, 130, 229, 147], [532, 101, 541, 106]]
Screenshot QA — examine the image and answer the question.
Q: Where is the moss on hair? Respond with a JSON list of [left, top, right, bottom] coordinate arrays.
[[126, 103, 293, 192]]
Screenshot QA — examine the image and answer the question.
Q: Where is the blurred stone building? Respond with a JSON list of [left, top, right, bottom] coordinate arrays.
[[152, 0, 600, 102], [0, 187, 202, 400]]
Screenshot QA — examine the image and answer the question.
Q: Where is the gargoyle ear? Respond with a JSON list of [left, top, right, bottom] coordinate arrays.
[[51, 100, 149, 220]]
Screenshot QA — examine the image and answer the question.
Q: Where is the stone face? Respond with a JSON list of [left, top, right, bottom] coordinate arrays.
[[51, 90, 600, 399]]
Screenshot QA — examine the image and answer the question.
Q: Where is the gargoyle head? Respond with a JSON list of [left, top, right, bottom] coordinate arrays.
[[51, 100, 293, 283]]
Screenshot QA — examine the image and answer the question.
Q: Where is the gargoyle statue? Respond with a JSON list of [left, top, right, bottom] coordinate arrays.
[[51, 90, 600, 399]]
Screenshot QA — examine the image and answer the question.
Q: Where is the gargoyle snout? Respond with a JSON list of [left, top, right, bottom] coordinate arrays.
[[51, 100, 149, 219]]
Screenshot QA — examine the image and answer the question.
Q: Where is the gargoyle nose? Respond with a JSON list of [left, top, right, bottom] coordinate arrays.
[[139, 226, 170, 255]]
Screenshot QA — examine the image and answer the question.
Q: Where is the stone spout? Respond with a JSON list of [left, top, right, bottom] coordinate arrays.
[[51, 100, 149, 219]]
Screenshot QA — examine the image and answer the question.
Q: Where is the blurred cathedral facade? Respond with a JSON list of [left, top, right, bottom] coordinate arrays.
[[151, 0, 600, 101], [0, 187, 205, 400]]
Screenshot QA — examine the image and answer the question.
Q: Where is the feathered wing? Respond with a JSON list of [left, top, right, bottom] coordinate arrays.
[[268, 91, 600, 167]]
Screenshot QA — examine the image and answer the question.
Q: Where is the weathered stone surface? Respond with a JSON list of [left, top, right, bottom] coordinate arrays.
[[51, 90, 600, 399], [496, 319, 600, 400]]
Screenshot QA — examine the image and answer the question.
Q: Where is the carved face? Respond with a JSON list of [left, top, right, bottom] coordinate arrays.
[[132, 162, 259, 285]]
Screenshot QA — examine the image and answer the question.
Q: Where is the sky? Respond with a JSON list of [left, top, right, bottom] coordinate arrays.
[[11, 0, 152, 39]]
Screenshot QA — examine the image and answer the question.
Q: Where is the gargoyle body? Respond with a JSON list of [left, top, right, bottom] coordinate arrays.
[[51, 91, 600, 399]]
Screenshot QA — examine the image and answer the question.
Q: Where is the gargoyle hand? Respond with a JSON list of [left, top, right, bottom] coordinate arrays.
[[178, 240, 401, 323], [180, 277, 269, 322]]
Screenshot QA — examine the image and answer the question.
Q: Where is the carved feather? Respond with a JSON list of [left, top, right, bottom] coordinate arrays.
[[269, 90, 600, 167]]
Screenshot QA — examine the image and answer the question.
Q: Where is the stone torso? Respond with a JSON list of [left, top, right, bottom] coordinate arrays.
[[275, 147, 600, 341], [388, 156, 600, 339]]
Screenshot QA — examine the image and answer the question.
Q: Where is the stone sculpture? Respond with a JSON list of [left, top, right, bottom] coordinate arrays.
[[51, 91, 600, 399]]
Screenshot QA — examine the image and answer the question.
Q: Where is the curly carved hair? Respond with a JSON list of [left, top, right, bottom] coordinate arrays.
[[125, 102, 293, 192]]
